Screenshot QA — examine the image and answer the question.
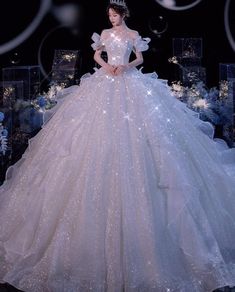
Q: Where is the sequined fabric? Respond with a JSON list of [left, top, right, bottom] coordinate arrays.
[[0, 30, 235, 292]]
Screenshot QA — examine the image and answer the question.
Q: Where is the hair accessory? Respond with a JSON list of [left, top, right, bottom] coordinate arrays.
[[110, 0, 127, 7]]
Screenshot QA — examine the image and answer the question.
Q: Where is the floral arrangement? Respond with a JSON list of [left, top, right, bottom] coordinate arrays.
[[0, 83, 65, 146], [11, 82, 65, 114], [31, 82, 65, 112], [168, 57, 232, 126], [62, 53, 77, 62]]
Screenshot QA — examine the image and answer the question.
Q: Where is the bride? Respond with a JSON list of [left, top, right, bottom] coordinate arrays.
[[0, 1, 235, 291]]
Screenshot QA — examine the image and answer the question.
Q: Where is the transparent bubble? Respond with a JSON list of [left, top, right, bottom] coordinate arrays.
[[225, 0, 235, 52], [155, 0, 202, 11], [38, 26, 80, 80], [148, 16, 168, 36], [9, 52, 21, 65], [0, 0, 51, 55]]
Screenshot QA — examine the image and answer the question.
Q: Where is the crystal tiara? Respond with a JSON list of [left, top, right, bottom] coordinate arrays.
[[109, 0, 127, 7]]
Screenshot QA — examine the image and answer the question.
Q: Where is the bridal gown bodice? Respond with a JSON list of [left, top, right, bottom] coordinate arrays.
[[91, 29, 150, 66], [0, 29, 235, 292]]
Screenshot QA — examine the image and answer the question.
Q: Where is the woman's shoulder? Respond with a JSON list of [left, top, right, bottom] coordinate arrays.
[[100, 28, 112, 36], [127, 29, 139, 35], [126, 28, 140, 39], [101, 28, 139, 34]]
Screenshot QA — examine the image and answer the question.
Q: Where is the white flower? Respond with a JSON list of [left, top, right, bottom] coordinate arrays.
[[193, 98, 209, 109], [168, 56, 178, 64]]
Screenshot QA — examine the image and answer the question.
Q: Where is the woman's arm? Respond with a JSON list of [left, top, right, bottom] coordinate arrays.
[[93, 30, 116, 76], [127, 51, 144, 68], [114, 51, 143, 75], [94, 48, 115, 76]]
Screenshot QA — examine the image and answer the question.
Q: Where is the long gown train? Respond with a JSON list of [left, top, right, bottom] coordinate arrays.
[[0, 30, 235, 291]]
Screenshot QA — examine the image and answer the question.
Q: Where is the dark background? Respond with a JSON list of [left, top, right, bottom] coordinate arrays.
[[0, 0, 234, 90], [1, 3, 235, 291]]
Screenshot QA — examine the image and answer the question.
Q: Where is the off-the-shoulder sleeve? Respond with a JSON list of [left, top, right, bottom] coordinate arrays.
[[133, 35, 151, 52], [91, 32, 105, 51]]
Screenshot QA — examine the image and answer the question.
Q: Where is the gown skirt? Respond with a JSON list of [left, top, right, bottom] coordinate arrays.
[[0, 66, 235, 292]]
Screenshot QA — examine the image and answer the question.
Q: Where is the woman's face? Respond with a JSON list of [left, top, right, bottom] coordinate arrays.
[[108, 8, 124, 27]]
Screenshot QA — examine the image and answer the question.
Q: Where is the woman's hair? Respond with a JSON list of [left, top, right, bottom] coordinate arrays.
[[106, 3, 130, 19]]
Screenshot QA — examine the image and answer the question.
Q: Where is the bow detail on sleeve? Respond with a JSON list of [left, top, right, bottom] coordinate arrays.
[[91, 32, 105, 51], [134, 36, 151, 52]]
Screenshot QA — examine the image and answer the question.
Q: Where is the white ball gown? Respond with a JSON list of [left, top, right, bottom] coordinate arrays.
[[0, 29, 235, 292]]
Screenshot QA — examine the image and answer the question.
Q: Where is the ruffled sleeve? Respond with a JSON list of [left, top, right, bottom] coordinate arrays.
[[91, 32, 105, 51], [133, 35, 151, 52]]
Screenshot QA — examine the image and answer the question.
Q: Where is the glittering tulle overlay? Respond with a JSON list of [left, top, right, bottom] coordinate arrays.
[[0, 30, 235, 292]]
